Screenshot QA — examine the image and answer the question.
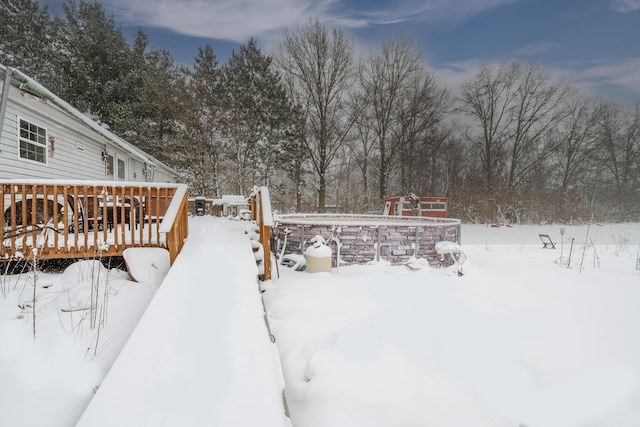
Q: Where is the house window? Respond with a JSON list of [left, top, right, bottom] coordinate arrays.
[[421, 202, 446, 211], [117, 158, 126, 180], [19, 119, 47, 163]]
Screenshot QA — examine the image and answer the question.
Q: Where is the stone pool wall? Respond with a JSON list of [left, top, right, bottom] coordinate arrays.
[[273, 221, 461, 267]]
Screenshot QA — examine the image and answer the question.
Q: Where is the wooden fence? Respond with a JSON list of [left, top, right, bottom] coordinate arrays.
[[1, 181, 189, 264]]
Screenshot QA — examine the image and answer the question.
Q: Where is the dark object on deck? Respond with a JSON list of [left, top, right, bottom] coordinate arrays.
[[195, 197, 206, 216], [4, 198, 64, 227]]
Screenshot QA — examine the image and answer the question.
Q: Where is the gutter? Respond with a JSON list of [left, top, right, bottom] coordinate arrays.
[[0, 65, 12, 153]]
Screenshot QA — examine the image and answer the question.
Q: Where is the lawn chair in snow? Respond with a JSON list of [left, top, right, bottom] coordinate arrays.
[[435, 241, 466, 276], [538, 234, 556, 249]]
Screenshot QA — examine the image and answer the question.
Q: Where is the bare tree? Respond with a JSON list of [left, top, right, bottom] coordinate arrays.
[[595, 101, 640, 220], [459, 62, 575, 222], [358, 37, 424, 202], [395, 70, 451, 195], [331, 144, 362, 212], [552, 95, 600, 220], [506, 63, 573, 188], [276, 18, 355, 212], [459, 62, 519, 192], [346, 91, 377, 211]]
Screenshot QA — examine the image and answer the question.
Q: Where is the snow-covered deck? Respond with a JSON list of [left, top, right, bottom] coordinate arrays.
[[75, 217, 289, 427]]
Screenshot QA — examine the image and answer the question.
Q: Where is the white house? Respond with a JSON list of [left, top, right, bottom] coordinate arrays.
[[0, 64, 178, 183]]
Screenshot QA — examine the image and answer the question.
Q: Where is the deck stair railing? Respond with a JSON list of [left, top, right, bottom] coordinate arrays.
[[249, 186, 272, 281], [1, 180, 189, 264]]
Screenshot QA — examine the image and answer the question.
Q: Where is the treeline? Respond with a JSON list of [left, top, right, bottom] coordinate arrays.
[[2, 0, 640, 223]]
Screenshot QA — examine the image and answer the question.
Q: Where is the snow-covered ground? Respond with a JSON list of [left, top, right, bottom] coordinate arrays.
[[264, 222, 640, 427], [1, 219, 640, 426]]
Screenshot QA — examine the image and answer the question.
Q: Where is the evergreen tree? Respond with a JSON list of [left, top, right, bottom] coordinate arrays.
[[275, 98, 308, 212], [177, 44, 226, 196], [222, 38, 302, 195], [134, 46, 184, 165], [0, 0, 54, 79], [51, 0, 136, 123], [103, 29, 149, 136]]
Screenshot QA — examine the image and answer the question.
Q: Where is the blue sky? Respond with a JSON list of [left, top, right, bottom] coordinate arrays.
[[39, 0, 640, 103]]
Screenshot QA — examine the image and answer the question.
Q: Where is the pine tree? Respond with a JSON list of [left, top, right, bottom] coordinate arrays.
[[0, 0, 54, 79], [177, 44, 226, 197], [222, 38, 303, 195], [50, 0, 136, 122], [130, 45, 184, 166]]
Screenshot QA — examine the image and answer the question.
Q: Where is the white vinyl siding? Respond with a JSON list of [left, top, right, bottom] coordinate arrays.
[[1, 76, 177, 183]]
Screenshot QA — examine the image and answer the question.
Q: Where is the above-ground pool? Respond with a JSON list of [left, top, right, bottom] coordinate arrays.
[[273, 214, 461, 267]]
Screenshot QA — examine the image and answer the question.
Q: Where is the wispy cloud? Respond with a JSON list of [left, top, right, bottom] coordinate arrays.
[[414, 0, 521, 22], [106, 0, 334, 42], [329, 2, 431, 27], [103, 0, 524, 42], [333, 0, 524, 29], [509, 42, 558, 58], [574, 58, 640, 94], [610, 0, 640, 13]]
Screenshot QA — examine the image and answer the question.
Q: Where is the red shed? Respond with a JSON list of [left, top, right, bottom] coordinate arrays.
[[383, 194, 448, 218]]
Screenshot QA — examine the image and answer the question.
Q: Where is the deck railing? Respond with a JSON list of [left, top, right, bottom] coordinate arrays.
[[1, 180, 189, 264], [249, 186, 272, 280]]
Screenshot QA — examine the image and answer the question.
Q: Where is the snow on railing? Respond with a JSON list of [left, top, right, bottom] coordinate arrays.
[[258, 186, 273, 227], [274, 213, 461, 227]]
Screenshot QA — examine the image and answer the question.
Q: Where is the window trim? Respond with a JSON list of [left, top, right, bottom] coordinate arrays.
[[17, 116, 48, 165]]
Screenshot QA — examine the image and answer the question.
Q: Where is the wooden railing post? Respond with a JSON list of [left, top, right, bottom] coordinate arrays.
[[250, 186, 272, 281], [260, 220, 271, 281]]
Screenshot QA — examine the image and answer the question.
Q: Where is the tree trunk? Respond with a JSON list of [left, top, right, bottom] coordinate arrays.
[[318, 174, 327, 213]]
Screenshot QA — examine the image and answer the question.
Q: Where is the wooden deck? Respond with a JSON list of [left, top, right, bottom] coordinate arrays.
[[1, 181, 189, 264]]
